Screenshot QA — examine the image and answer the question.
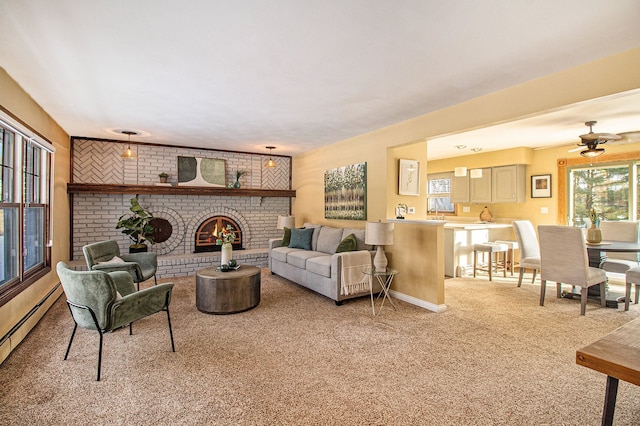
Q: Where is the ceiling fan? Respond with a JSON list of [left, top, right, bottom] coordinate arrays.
[[569, 121, 640, 157]]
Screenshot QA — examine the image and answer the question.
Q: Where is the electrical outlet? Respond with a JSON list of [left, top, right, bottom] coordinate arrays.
[[463, 206, 471, 213], [408, 207, 415, 214], [540, 207, 549, 214]]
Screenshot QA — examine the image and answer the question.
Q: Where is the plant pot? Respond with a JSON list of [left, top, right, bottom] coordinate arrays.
[[586, 225, 602, 244], [221, 243, 233, 265], [233, 179, 241, 189], [159, 176, 168, 183], [129, 244, 148, 253]]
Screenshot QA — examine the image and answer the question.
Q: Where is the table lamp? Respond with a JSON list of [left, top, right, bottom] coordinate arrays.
[[276, 215, 295, 236], [365, 221, 394, 272]]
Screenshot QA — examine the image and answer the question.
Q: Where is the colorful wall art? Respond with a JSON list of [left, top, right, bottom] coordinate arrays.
[[324, 162, 367, 220]]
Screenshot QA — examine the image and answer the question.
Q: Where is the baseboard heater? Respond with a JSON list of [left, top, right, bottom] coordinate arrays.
[[0, 282, 61, 348]]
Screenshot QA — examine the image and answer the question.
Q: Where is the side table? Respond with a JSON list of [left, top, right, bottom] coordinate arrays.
[[196, 265, 261, 314], [363, 267, 399, 315]]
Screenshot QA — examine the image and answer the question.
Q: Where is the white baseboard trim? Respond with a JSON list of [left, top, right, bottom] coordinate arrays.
[[389, 290, 447, 313]]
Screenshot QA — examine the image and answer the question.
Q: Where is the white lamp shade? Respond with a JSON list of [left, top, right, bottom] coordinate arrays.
[[454, 166, 467, 177], [276, 215, 295, 230], [365, 221, 394, 246], [470, 168, 483, 179]]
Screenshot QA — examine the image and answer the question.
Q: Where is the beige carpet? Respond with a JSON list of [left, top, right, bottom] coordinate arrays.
[[1, 270, 639, 425]]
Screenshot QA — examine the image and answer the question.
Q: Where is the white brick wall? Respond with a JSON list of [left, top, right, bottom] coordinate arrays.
[[71, 138, 292, 268]]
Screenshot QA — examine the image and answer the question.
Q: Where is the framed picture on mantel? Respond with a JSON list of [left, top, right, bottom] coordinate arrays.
[[531, 174, 551, 198]]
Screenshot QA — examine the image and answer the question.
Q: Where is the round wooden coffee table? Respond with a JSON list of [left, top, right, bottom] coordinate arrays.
[[196, 265, 261, 314]]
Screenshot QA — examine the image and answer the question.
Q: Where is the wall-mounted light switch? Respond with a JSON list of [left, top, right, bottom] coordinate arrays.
[[540, 207, 549, 214], [408, 207, 415, 214]]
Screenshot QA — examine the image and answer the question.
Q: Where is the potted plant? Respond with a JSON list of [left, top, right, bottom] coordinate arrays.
[[158, 172, 169, 183], [116, 197, 155, 252], [233, 170, 247, 188]]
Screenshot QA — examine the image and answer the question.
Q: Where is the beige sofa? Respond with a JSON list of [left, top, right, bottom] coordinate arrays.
[[268, 223, 379, 304]]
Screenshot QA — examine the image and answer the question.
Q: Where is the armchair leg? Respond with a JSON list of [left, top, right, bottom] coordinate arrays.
[[166, 307, 175, 352], [64, 322, 78, 360], [154, 275, 158, 286], [97, 330, 104, 381]]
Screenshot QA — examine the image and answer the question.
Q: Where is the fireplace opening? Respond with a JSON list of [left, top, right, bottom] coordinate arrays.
[[195, 216, 244, 253]]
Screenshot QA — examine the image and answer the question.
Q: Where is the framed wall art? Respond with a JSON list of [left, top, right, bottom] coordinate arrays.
[[177, 156, 226, 187], [531, 174, 552, 198], [398, 159, 420, 196], [324, 162, 367, 220]]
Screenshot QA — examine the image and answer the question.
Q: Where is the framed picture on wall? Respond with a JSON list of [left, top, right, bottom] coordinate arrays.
[[399, 159, 420, 196], [531, 174, 552, 198]]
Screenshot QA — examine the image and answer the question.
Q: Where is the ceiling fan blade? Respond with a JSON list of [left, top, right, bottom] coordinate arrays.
[[579, 132, 621, 142], [611, 130, 640, 145]]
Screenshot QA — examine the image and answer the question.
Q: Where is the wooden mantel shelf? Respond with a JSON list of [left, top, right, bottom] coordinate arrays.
[[67, 183, 296, 197]]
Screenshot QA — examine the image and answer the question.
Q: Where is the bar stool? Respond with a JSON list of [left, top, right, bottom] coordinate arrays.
[[473, 242, 509, 281], [495, 240, 519, 276], [624, 267, 640, 311]]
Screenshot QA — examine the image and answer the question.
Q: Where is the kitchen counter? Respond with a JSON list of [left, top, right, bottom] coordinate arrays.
[[444, 222, 512, 230]]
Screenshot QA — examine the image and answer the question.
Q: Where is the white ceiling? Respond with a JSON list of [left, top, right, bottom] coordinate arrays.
[[1, 0, 639, 157]]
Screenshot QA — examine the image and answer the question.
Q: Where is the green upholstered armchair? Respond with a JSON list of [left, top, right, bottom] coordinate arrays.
[[57, 262, 175, 381], [83, 240, 158, 290]]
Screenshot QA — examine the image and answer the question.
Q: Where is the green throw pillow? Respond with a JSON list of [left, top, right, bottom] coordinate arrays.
[[282, 227, 292, 246], [336, 233, 357, 253], [288, 227, 314, 250]]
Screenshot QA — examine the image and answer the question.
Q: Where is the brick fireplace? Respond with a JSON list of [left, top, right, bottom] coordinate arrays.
[[69, 137, 293, 277]]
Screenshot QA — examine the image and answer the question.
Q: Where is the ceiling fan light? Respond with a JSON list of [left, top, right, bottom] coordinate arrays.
[[580, 147, 605, 158]]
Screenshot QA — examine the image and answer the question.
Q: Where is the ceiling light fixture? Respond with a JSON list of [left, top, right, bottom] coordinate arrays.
[[470, 168, 483, 179], [264, 146, 276, 168], [120, 130, 138, 159], [454, 167, 467, 177], [580, 143, 605, 158]]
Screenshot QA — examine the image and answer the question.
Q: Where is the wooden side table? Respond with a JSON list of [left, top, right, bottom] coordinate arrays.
[[196, 265, 261, 314]]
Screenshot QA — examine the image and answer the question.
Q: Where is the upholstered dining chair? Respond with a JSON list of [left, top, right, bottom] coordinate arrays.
[[83, 240, 158, 290], [624, 266, 640, 311], [538, 225, 607, 315], [512, 220, 541, 287], [57, 262, 175, 381], [598, 221, 640, 273]]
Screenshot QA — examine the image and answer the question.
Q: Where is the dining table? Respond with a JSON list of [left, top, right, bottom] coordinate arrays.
[[582, 241, 640, 308]]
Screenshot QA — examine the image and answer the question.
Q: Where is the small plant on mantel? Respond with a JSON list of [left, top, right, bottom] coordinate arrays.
[[158, 172, 169, 183]]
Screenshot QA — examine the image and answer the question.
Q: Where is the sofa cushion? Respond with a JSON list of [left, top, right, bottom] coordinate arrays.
[[287, 250, 325, 269], [336, 233, 357, 253], [303, 223, 322, 251], [271, 246, 298, 263], [289, 228, 314, 250], [306, 255, 332, 278], [282, 227, 293, 246], [316, 226, 344, 254], [342, 228, 369, 251]]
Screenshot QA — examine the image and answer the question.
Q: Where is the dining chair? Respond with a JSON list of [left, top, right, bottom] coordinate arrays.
[[598, 221, 640, 273], [538, 225, 607, 315], [512, 220, 541, 287], [624, 267, 640, 311]]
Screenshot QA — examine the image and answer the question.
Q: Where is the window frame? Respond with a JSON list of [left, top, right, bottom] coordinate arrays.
[[426, 172, 457, 215], [0, 112, 54, 308]]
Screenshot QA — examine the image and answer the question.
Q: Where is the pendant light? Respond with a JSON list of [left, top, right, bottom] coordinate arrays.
[[121, 130, 137, 159], [265, 146, 276, 168]]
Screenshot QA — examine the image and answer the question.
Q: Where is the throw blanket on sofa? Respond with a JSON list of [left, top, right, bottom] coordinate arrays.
[[340, 251, 371, 295]]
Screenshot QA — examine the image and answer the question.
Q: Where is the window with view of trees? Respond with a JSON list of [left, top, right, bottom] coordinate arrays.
[[0, 117, 53, 306], [569, 163, 636, 226], [427, 173, 455, 214]]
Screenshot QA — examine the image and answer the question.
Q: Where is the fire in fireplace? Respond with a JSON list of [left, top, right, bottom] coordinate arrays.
[[194, 216, 243, 253]]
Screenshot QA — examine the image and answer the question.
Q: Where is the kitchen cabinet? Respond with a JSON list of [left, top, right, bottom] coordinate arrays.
[[449, 165, 526, 204], [450, 175, 470, 203], [491, 164, 526, 203], [469, 168, 492, 203]]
